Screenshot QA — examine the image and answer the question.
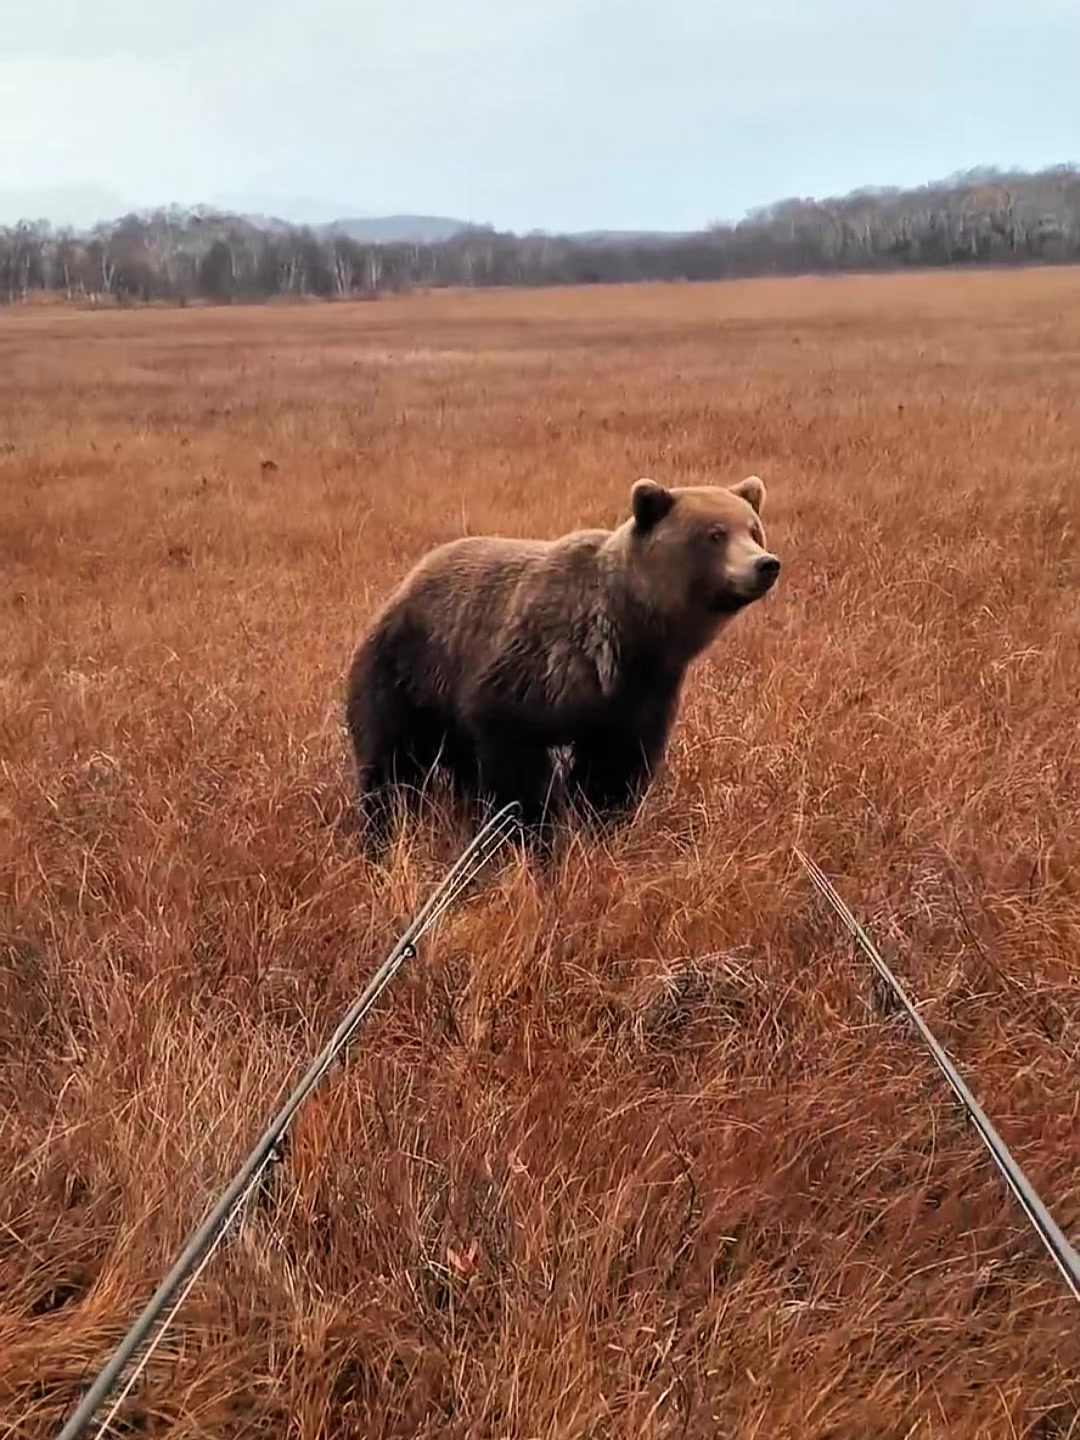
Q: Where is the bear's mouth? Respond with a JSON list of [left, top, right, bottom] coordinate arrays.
[[710, 590, 754, 615], [711, 567, 779, 614]]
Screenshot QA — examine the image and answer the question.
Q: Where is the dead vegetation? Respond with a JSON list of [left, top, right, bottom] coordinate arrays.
[[1, 270, 1079, 1437]]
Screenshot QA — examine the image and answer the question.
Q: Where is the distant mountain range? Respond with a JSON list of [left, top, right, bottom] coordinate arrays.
[[318, 214, 475, 243], [259, 215, 692, 245], [0, 187, 692, 244], [0, 190, 476, 242], [237, 212, 480, 244]]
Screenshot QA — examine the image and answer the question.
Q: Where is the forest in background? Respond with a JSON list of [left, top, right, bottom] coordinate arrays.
[[2, 165, 1078, 306]]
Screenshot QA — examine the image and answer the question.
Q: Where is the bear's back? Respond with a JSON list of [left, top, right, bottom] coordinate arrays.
[[400, 527, 612, 601], [376, 528, 619, 709]]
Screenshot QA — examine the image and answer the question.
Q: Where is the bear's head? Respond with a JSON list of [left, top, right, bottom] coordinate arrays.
[[624, 474, 780, 639]]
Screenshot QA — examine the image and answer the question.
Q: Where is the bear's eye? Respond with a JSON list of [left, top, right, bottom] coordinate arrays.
[[708, 526, 727, 544], [749, 523, 763, 546]]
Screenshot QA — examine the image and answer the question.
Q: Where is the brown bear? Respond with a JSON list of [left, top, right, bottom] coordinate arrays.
[[345, 473, 780, 843]]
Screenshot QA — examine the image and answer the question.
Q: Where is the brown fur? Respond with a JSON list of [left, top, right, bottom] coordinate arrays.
[[345, 475, 780, 841]]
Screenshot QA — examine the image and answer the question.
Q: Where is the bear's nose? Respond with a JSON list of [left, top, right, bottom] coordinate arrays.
[[755, 555, 781, 584]]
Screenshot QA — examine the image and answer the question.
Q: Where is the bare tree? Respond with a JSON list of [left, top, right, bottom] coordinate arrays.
[[1, 166, 1078, 308]]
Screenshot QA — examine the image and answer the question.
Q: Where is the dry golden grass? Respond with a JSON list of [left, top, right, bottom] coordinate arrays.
[[1, 269, 1079, 1438]]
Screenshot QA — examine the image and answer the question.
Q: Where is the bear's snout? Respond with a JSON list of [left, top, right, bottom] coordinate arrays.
[[754, 554, 781, 590], [712, 550, 780, 612]]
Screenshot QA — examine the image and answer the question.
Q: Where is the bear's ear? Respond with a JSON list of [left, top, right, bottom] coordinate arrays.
[[730, 475, 766, 514], [631, 478, 675, 533]]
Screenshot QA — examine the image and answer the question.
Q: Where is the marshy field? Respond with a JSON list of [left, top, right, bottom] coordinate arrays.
[[1, 268, 1079, 1437]]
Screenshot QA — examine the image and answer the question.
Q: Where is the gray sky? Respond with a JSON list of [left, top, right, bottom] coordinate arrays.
[[1, 0, 1076, 231]]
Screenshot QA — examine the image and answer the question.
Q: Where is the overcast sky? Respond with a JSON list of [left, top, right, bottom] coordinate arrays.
[[1, 0, 1076, 231]]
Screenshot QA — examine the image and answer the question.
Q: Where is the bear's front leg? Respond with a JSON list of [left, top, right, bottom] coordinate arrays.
[[470, 723, 555, 833], [568, 713, 671, 822]]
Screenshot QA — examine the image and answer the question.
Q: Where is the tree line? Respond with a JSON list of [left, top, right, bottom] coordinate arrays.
[[2, 166, 1078, 307]]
